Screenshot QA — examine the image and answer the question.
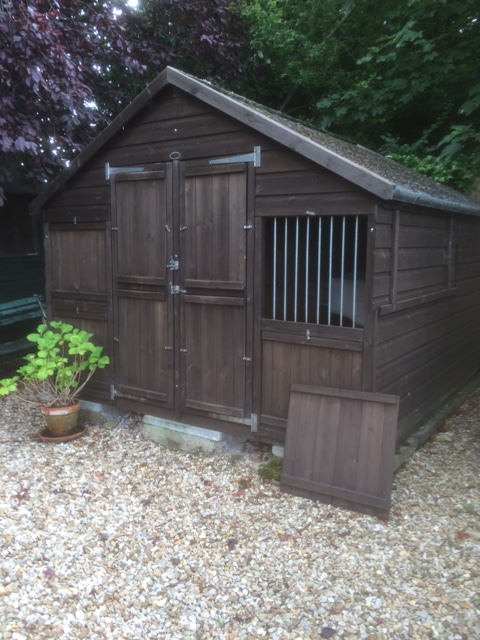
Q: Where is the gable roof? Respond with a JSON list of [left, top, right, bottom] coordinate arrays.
[[30, 66, 480, 217]]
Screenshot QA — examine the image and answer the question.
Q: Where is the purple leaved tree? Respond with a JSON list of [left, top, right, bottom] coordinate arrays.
[[0, 0, 251, 206]]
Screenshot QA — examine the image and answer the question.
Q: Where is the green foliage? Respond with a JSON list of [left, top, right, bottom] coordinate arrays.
[[241, 0, 479, 191], [314, 0, 480, 190], [0, 321, 109, 407], [380, 137, 477, 192], [240, 0, 379, 113]]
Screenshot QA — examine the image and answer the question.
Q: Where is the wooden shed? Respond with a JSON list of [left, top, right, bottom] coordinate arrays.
[[30, 66, 480, 448]]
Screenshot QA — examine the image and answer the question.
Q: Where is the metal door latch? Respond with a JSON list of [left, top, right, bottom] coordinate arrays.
[[167, 257, 179, 271], [170, 284, 187, 295]]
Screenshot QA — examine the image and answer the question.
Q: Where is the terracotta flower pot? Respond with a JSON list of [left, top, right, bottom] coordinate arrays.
[[41, 401, 81, 437]]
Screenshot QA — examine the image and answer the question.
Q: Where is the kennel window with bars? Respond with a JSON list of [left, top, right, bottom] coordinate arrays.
[[264, 214, 367, 328]]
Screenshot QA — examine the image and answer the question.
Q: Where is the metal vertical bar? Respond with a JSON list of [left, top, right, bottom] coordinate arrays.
[[283, 218, 288, 320], [273, 218, 277, 320], [294, 217, 299, 322], [352, 215, 359, 328], [305, 217, 310, 322], [328, 217, 333, 325], [339, 216, 346, 327], [316, 217, 322, 324]]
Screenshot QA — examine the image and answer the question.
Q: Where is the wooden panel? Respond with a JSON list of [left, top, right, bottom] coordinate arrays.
[[257, 149, 319, 174], [44, 205, 110, 223], [116, 112, 241, 147], [376, 299, 460, 368], [183, 297, 246, 418], [114, 173, 167, 280], [51, 292, 108, 321], [49, 227, 107, 294], [180, 161, 250, 420], [183, 168, 247, 287], [46, 185, 109, 209], [281, 385, 399, 518], [396, 265, 449, 292], [141, 87, 209, 123], [116, 296, 171, 405], [255, 170, 353, 196], [256, 192, 375, 217], [260, 339, 363, 438], [112, 168, 173, 408], [372, 211, 480, 440], [98, 129, 269, 169]]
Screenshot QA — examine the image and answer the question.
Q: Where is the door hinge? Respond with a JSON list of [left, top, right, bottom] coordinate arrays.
[[209, 146, 261, 168], [105, 163, 144, 180]]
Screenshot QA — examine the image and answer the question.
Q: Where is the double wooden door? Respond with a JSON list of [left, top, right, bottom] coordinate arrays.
[[111, 160, 252, 422]]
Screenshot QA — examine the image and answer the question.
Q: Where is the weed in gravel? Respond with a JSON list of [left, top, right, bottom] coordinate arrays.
[[258, 456, 282, 482]]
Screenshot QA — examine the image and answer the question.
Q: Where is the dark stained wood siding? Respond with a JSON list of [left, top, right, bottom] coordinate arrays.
[[260, 331, 364, 440], [183, 296, 246, 417], [42, 86, 271, 224], [49, 225, 108, 294], [112, 169, 173, 407], [45, 222, 110, 400], [39, 82, 480, 444], [180, 163, 250, 420], [373, 206, 480, 440], [254, 149, 376, 440], [41, 87, 265, 408], [281, 384, 399, 518], [41, 87, 377, 430], [255, 149, 376, 217]]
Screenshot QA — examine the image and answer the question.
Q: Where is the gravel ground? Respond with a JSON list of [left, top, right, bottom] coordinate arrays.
[[0, 389, 479, 640]]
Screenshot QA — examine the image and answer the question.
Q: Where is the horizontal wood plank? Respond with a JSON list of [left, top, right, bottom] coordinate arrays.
[[281, 474, 391, 510]]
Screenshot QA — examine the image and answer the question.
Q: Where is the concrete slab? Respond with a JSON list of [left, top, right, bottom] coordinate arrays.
[[79, 400, 125, 427], [142, 415, 246, 454]]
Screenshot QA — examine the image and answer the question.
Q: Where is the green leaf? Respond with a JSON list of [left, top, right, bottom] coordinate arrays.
[[0, 377, 18, 396]]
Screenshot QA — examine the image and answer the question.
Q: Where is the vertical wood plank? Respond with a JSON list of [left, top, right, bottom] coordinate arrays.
[[332, 397, 362, 492], [312, 395, 341, 486], [355, 401, 385, 496]]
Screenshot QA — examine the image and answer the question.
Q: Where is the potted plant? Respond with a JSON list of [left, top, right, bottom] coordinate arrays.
[[0, 320, 109, 437]]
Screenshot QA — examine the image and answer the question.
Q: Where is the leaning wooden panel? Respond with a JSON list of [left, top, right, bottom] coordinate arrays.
[[281, 384, 399, 518]]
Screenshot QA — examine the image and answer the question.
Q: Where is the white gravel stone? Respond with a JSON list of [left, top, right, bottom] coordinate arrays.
[[0, 388, 479, 639]]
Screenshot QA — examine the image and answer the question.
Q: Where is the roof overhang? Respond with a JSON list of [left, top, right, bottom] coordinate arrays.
[[29, 66, 480, 217]]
